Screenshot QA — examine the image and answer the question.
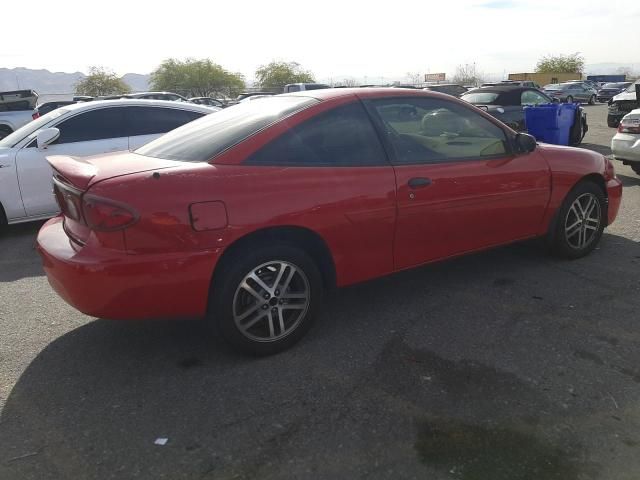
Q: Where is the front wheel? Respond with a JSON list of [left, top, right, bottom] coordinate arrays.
[[588, 95, 596, 105], [566, 95, 574, 104], [208, 245, 323, 355], [550, 181, 606, 259]]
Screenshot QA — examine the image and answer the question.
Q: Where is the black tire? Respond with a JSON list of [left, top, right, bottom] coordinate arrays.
[[550, 181, 606, 259], [607, 115, 620, 128], [631, 165, 640, 176], [566, 95, 574, 104], [208, 244, 323, 356], [0, 127, 12, 141], [588, 95, 596, 105], [0, 203, 7, 233]]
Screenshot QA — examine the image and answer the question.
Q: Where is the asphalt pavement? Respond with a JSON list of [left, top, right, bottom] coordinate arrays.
[[1, 104, 640, 480]]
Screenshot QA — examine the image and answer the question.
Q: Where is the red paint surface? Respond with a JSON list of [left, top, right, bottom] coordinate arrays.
[[37, 89, 623, 320]]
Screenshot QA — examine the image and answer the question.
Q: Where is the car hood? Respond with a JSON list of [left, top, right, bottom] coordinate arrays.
[[47, 151, 185, 190], [612, 91, 637, 102]]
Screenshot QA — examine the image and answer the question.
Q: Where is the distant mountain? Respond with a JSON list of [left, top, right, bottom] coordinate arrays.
[[585, 63, 640, 76], [122, 73, 150, 92], [0, 68, 151, 98]]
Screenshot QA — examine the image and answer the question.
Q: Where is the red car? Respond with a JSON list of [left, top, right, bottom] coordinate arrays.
[[37, 88, 623, 355]]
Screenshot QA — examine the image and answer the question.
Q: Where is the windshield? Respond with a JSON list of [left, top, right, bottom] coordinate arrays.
[[0, 109, 67, 148], [136, 95, 319, 162], [460, 92, 500, 104], [626, 80, 640, 93]]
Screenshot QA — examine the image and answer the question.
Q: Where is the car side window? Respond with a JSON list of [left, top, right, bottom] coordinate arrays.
[[55, 107, 126, 144], [246, 102, 387, 167], [126, 107, 204, 136], [521, 90, 549, 106], [369, 97, 508, 165]]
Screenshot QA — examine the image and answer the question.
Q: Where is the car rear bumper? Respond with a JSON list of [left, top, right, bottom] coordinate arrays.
[[611, 133, 640, 163], [36, 217, 220, 320], [606, 177, 623, 225]]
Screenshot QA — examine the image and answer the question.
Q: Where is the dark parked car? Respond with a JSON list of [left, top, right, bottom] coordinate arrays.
[[31, 100, 77, 119], [607, 80, 639, 128], [423, 84, 468, 97], [543, 83, 597, 104], [189, 97, 226, 108], [461, 86, 587, 146], [597, 82, 633, 103]]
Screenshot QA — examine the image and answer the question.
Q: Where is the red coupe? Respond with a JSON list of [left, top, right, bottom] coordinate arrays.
[[37, 88, 623, 355]]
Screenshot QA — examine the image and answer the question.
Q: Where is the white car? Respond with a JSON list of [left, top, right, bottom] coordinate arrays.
[[0, 99, 218, 226], [611, 108, 640, 175]]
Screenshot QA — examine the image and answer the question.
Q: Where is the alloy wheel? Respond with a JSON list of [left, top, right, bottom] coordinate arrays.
[[564, 193, 601, 250], [232, 260, 310, 342]]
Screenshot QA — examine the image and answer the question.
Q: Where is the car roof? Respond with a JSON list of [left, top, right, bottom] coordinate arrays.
[[462, 86, 535, 93], [283, 87, 459, 101], [58, 98, 217, 114]]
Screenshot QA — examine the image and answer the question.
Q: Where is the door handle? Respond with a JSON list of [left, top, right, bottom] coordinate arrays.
[[408, 177, 432, 189]]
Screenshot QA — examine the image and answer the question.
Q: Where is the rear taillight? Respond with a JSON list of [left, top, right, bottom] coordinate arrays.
[[604, 157, 616, 181], [618, 119, 640, 134], [82, 195, 138, 231], [53, 179, 83, 221], [32, 112, 40, 120]]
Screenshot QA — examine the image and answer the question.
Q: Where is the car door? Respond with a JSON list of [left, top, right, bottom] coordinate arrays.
[[365, 96, 551, 270], [243, 100, 397, 285], [126, 106, 206, 150], [16, 107, 127, 217]]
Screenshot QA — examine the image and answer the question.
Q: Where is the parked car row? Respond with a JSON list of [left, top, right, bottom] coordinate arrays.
[[0, 99, 217, 224], [24, 87, 622, 356]]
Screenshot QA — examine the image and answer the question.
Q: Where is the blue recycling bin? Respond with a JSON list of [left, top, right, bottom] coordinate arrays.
[[524, 103, 577, 146]]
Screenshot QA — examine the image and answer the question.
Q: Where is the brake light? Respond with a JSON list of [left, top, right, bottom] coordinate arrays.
[[82, 195, 138, 231], [53, 180, 83, 221], [604, 156, 616, 181], [618, 119, 640, 134]]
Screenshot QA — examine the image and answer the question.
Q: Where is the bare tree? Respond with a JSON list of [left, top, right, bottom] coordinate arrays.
[[452, 64, 485, 86], [335, 78, 358, 87], [406, 72, 422, 85]]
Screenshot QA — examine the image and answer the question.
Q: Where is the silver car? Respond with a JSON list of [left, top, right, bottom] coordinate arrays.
[[543, 82, 597, 104]]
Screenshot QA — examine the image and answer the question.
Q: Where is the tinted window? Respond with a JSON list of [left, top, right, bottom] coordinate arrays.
[[136, 96, 318, 162], [370, 97, 508, 165], [126, 107, 204, 136], [461, 92, 500, 104], [55, 107, 125, 144], [0, 109, 67, 148], [521, 90, 550, 105], [287, 85, 301, 92], [246, 102, 387, 167]]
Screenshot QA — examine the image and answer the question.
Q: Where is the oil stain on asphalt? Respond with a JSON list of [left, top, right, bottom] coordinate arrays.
[[415, 418, 580, 480]]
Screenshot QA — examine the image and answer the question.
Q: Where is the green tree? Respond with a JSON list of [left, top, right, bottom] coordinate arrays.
[[150, 58, 245, 98], [75, 67, 131, 96], [255, 61, 315, 90], [535, 53, 585, 74]]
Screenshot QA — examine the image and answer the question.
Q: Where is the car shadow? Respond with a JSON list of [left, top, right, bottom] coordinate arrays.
[[580, 142, 612, 156], [1, 233, 640, 478], [0, 221, 46, 282], [617, 173, 640, 187]]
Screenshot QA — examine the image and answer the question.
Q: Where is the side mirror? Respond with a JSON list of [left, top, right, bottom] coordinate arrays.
[[36, 128, 60, 150], [551, 97, 560, 103], [515, 133, 537, 154]]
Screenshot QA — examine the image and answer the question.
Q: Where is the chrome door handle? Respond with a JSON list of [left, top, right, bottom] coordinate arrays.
[[0, 164, 11, 169]]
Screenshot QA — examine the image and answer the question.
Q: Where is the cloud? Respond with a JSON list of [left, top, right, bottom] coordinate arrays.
[[478, 0, 517, 8]]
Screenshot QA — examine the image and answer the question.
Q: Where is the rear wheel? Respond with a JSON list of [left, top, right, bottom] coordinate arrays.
[[588, 95, 596, 105], [550, 181, 606, 259], [208, 244, 323, 356], [0, 126, 12, 141], [566, 95, 574, 104]]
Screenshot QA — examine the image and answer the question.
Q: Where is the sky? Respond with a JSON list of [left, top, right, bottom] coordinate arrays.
[[2, 0, 639, 83]]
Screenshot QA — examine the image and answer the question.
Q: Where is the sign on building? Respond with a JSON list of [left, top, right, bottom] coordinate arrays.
[[424, 73, 446, 82]]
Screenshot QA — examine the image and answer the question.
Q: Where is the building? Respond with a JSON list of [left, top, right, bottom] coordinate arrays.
[[508, 72, 581, 86]]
